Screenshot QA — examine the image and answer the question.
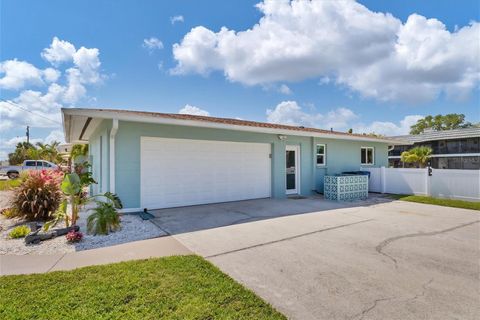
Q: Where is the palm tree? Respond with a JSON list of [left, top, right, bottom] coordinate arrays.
[[70, 144, 89, 161], [36, 141, 62, 163], [401, 146, 432, 168]]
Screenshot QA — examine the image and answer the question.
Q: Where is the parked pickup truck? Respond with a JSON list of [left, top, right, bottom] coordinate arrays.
[[0, 160, 59, 179]]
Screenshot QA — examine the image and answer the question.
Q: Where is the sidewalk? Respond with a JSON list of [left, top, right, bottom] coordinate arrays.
[[0, 236, 192, 276]]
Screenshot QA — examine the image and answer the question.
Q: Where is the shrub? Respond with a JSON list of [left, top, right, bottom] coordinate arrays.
[[66, 230, 83, 243], [11, 171, 62, 220], [9, 225, 31, 238], [0, 208, 19, 219], [87, 202, 121, 235]]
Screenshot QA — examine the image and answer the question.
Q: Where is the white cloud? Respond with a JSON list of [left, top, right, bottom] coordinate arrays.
[[266, 101, 357, 130], [142, 37, 164, 52], [41, 36, 76, 65], [178, 104, 210, 116], [278, 84, 292, 95], [72, 47, 102, 84], [0, 37, 104, 159], [0, 60, 50, 90], [170, 15, 184, 25], [265, 100, 421, 136], [43, 68, 61, 83], [172, 0, 479, 103], [44, 130, 65, 144], [353, 115, 424, 136]]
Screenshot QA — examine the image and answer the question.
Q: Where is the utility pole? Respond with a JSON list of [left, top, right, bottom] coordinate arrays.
[[26, 126, 30, 144]]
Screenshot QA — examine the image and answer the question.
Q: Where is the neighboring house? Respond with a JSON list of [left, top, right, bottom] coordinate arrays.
[[62, 108, 406, 211], [389, 127, 480, 169]]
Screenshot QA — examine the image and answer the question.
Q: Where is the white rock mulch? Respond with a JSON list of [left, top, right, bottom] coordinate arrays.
[[0, 209, 166, 255], [0, 191, 13, 211]]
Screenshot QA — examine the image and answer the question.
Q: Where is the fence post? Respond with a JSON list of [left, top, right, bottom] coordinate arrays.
[[425, 168, 431, 196], [381, 166, 386, 193]]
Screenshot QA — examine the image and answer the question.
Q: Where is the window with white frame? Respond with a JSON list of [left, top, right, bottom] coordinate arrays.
[[316, 144, 326, 165], [361, 147, 374, 165]]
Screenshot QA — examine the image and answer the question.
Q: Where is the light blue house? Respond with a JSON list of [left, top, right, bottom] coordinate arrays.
[[62, 108, 404, 211]]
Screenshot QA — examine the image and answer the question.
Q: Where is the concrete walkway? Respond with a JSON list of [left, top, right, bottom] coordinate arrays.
[[0, 236, 191, 276]]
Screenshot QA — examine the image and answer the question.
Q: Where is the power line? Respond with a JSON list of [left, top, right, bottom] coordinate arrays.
[[1, 100, 62, 125]]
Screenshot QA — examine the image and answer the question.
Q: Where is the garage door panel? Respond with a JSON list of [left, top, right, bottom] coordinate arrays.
[[141, 137, 271, 209]]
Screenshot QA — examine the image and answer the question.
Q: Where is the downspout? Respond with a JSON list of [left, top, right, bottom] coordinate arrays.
[[312, 137, 316, 192], [109, 119, 119, 193]]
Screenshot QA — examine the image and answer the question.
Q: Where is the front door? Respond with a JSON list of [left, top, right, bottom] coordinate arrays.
[[286, 145, 300, 195]]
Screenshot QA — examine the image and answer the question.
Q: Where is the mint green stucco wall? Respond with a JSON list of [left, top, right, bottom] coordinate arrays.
[[313, 138, 388, 191], [88, 120, 111, 195], [89, 120, 389, 209]]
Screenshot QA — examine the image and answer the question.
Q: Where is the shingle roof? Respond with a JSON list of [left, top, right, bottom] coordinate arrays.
[[391, 127, 480, 143], [62, 107, 411, 144], [73, 107, 405, 143]]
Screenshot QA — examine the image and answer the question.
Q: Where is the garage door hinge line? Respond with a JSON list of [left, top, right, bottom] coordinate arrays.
[[205, 218, 374, 259]]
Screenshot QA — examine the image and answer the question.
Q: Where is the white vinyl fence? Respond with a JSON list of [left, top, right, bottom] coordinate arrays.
[[362, 167, 480, 202]]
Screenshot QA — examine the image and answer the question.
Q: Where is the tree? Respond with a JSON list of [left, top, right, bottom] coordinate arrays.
[[70, 144, 89, 161], [36, 141, 62, 163], [8, 142, 36, 165], [7, 141, 62, 165], [401, 146, 432, 168], [410, 114, 472, 134]]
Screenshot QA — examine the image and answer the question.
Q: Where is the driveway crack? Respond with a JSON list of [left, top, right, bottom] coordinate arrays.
[[205, 218, 374, 258], [376, 220, 479, 268], [406, 278, 434, 303], [350, 296, 395, 320]]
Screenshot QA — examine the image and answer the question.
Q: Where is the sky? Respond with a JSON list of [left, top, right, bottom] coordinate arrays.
[[1, 0, 479, 160]]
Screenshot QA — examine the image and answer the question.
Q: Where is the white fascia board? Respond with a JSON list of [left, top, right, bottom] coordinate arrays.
[[62, 108, 410, 145]]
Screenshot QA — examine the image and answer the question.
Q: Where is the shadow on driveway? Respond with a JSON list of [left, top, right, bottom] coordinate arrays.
[[149, 193, 394, 235]]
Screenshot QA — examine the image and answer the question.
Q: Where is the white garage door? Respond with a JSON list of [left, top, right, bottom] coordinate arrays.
[[140, 137, 271, 209]]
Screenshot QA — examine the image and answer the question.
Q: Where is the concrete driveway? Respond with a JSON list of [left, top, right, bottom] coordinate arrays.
[[151, 195, 480, 320]]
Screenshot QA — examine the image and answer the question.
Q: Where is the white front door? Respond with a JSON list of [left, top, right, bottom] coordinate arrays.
[[286, 145, 300, 195], [140, 137, 272, 209]]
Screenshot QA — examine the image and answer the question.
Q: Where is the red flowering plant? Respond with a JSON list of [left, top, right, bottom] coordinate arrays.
[[39, 168, 64, 186], [66, 230, 83, 243], [10, 170, 64, 220]]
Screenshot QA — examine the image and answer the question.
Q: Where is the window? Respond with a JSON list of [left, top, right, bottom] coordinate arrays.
[[43, 162, 52, 168], [316, 144, 326, 165], [25, 161, 36, 167], [361, 147, 374, 165]]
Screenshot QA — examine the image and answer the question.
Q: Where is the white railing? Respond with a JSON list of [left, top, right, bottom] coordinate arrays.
[[361, 167, 480, 202]]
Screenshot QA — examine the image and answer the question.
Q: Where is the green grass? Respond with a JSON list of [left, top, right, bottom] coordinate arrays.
[[0, 179, 21, 191], [390, 194, 480, 211], [0, 255, 285, 320]]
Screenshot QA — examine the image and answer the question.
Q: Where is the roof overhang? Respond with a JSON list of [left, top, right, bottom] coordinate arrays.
[[62, 108, 411, 145]]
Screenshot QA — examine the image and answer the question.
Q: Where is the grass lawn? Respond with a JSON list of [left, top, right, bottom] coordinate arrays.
[[0, 255, 285, 320], [0, 179, 21, 191], [390, 194, 480, 211]]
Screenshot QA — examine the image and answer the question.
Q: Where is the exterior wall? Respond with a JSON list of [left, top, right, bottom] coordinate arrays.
[[99, 120, 390, 209], [313, 137, 388, 192], [88, 120, 111, 195], [389, 137, 480, 169]]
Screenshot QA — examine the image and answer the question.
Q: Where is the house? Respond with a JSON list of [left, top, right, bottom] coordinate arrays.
[[389, 127, 480, 169], [62, 108, 406, 211]]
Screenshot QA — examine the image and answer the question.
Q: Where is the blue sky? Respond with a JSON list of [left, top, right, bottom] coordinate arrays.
[[1, 0, 479, 160]]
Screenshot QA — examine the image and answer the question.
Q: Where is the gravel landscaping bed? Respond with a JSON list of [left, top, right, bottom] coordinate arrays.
[[0, 190, 13, 211], [0, 197, 166, 255]]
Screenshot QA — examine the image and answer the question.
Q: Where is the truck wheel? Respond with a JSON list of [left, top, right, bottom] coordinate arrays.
[[7, 172, 19, 179]]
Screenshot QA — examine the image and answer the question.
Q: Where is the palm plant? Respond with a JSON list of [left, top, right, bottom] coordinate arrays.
[[401, 146, 432, 168], [87, 202, 121, 235], [44, 172, 122, 231], [70, 144, 89, 161]]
